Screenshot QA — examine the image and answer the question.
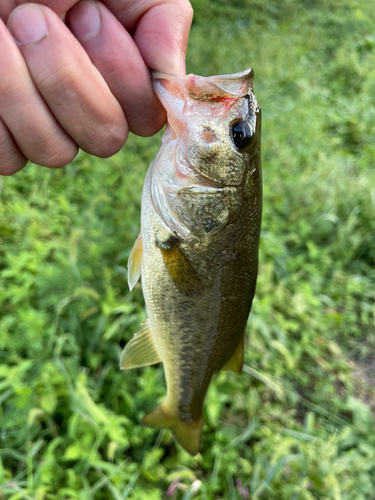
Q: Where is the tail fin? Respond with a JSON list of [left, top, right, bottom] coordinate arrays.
[[142, 401, 203, 456]]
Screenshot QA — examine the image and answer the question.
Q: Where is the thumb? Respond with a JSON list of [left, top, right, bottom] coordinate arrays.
[[133, 0, 193, 75]]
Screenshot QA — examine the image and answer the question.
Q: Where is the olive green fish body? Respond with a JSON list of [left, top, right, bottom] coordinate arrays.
[[123, 69, 262, 455]]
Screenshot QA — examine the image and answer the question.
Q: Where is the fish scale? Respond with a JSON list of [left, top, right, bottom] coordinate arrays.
[[121, 69, 262, 455]]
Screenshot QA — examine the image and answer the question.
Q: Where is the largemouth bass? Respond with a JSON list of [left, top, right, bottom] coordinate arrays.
[[121, 69, 262, 456]]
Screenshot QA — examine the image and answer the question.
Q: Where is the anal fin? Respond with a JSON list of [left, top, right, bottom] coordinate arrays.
[[120, 320, 161, 369], [222, 335, 244, 375], [128, 234, 143, 291]]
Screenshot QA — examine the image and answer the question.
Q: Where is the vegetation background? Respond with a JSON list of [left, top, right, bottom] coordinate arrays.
[[1, 0, 375, 498]]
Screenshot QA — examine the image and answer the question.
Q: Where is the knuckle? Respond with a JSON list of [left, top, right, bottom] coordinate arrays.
[[19, 120, 79, 167], [0, 154, 27, 175], [37, 62, 127, 158], [0, 80, 24, 108], [38, 61, 81, 102], [0, 123, 26, 175], [130, 109, 166, 138], [38, 142, 79, 168], [85, 120, 128, 158]]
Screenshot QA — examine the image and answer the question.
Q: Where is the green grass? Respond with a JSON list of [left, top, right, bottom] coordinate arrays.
[[1, 0, 375, 498]]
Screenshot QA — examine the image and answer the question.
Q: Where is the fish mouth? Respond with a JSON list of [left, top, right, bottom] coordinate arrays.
[[152, 69, 254, 139], [152, 70, 254, 190], [151, 69, 254, 99]]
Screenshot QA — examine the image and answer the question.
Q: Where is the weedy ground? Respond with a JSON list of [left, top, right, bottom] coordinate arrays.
[[1, 0, 375, 498]]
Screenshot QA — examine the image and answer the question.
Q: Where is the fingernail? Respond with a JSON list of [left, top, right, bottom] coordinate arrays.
[[8, 5, 48, 45], [68, 0, 101, 43], [180, 53, 186, 76]]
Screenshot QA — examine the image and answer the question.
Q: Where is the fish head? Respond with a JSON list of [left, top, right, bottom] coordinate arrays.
[[152, 69, 261, 188], [148, 69, 261, 240]]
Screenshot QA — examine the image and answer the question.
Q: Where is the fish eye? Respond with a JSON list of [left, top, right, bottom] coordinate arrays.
[[230, 120, 253, 149]]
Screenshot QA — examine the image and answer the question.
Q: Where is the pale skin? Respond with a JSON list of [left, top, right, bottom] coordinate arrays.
[[0, 0, 193, 175]]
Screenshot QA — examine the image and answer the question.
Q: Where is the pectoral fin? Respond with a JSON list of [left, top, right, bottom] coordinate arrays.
[[120, 320, 161, 369], [157, 239, 203, 297], [222, 335, 244, 375], [128, 234, 143, 291]]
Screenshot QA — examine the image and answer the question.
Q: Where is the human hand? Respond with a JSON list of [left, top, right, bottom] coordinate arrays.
[[0, 0, 193, 175]]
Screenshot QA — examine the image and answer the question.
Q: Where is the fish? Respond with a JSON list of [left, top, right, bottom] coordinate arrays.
[[121, 69, 262, 456]]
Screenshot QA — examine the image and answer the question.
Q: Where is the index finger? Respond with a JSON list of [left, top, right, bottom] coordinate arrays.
[[101, 0, 193, 74]]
